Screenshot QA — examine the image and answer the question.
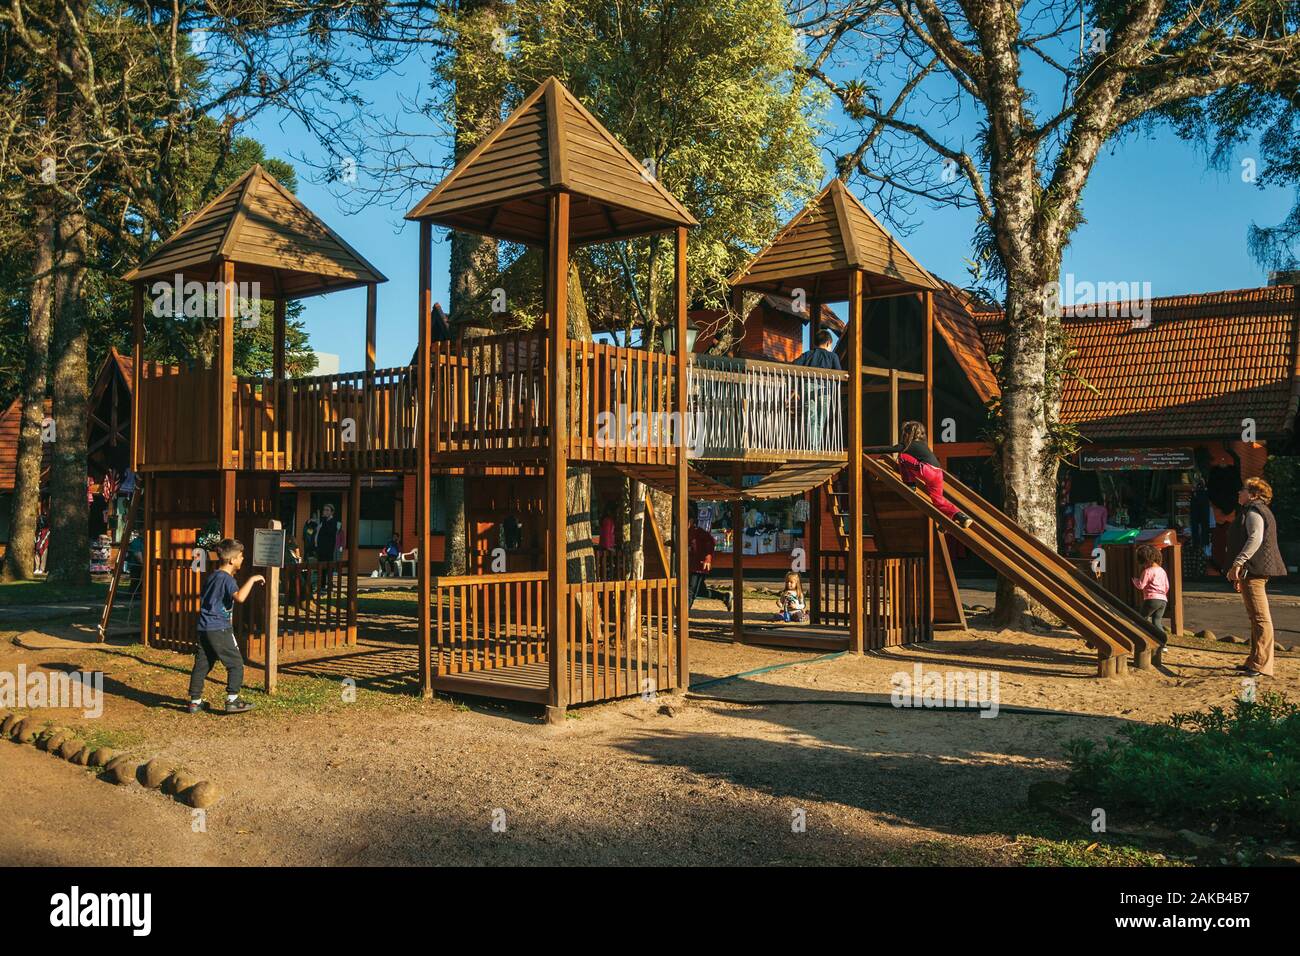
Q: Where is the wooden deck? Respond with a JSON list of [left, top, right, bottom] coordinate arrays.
[[741, 625, 851, 652]]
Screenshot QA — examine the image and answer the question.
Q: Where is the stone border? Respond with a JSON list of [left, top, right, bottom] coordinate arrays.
[[0, 710, 222, 809]]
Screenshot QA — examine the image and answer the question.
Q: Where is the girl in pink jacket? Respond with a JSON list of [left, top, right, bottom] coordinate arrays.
[[1131, 543, 1170, 634]]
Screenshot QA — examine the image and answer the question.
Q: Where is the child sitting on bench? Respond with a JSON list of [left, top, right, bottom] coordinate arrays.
[[871, 421, 973, 529]]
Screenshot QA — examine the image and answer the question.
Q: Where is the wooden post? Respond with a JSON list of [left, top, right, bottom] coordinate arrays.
[[265, 519, 282, 695], [923, 289, 935, 639], [674, 226, 690, 690], [130, 283, 143, 471], [273, 297, 286, 380], [417, 220, 433, 697], [140, 475, 153, 647], [888, 368, 899, 444], [807, 289, 825, 626], [545, 191, 571, 723], [1168, 542, 1184, 637], [347, 471, 360, 645], [731, 464, 744, 644], [809, 484, 822, 625], [219, 259, 236, 471], [365, 282, 377, 374], [847, 268, 865, 654]]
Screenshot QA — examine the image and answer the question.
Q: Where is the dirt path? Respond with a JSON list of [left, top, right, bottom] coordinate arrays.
[[2, 601, 1292, 866]]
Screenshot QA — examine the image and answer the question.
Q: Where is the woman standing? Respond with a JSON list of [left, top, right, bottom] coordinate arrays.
[[1226, 477, 1288, 678]]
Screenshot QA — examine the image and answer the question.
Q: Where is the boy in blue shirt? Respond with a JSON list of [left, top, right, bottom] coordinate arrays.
[[187, 538, 264, 714]]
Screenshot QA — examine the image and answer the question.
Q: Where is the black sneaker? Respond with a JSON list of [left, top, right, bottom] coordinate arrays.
[[955, 513, 974, 529], [186, 700, 208, 715], [722, 590, 733, 614], [224, 697, 255, 714]]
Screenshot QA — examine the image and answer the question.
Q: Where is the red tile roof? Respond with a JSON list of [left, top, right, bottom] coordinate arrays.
[[973, 285, 1300, 441]]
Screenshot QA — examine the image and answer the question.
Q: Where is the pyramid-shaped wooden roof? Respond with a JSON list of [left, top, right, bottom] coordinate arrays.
[[124, 165, 386, 298], [731, 178, 937, 300], [406, 77, 697, 246]]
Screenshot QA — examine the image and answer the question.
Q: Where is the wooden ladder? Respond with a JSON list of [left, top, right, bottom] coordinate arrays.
[[96, 480, 142, 643]]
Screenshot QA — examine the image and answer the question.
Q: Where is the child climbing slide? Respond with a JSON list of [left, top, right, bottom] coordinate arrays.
[[869, 421, 974, 529]]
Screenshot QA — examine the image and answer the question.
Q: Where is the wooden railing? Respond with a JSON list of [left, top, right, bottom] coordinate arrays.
[[137, 363, 221, 470], [432, 571, 548, 675], [566, 577, 677, 705], [147, 554, 350, 656], [432, 330, 547, 459], [813, 551, 927, 645], [566, 341, 676, 464], [688, 355, 846, 461], [233, 367, 418, 471]]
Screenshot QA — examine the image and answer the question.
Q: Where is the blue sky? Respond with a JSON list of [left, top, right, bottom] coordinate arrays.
[[244, 69, 1291, 373]]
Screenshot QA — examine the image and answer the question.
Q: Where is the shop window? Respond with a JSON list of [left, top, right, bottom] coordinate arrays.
[[429, 477, 448, 533], [359, 489, 396, 547]]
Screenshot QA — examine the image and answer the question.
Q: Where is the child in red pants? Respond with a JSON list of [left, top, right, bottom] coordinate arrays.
[[874, 421, 973, 528]]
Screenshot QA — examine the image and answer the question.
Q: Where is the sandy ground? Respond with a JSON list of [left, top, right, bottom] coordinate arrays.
[[1, 590, 1295, 866]]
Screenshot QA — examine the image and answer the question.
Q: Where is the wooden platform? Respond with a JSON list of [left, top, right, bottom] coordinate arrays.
[[740, 625, 850, 652]]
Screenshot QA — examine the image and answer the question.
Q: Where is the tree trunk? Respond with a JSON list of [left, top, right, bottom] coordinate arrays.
[[46, 203, 91, 585], [989, 257, 1060, 627], [46, 1, 91, 586], [442, 0, 504, 576], [2, 202, 56, 581], [565, 262, 596, 583]]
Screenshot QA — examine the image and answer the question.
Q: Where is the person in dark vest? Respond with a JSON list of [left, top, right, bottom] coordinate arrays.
[[1226, 476, 1288, 677]]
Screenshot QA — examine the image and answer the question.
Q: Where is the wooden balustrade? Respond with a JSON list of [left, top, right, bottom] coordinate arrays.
[[566, 577, 677, 705], [689, 355, 847, 461], [814, 550, 926, 645], [147, 554, 350, 655], [141, 342, 845, 472], [566, 341, 676, 464], [137, 363, 221, 470], [432, 330, 547, 459], [432, 571, 548, 674]]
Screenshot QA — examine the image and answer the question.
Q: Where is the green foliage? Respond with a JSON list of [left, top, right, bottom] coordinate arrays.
[[437, 0, 826, 333], [1066, 693, 1300, 837], [1263, 456, 1300, 542]]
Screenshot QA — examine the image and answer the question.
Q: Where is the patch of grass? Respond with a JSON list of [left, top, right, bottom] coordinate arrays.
[[0, 579, 109, 605], [1066, 692, 1300, 839], [1016, 835, 1185, 867]]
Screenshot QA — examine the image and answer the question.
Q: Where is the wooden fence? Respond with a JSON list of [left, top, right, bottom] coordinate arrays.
[[566, 341, 676, 464], [137, 363, 221, 469], [566, 577, 677, 705], [432, 331, 547, 459], [432, 571, 548, 674], [813, 550, 927, 646], [688, 355, 846, 460]]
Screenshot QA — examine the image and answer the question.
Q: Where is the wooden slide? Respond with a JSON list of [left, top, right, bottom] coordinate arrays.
[[861, 454, 1165, 677]]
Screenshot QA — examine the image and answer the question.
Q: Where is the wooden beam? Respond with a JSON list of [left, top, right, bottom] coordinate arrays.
[[848, 268, 865, 654], [347, 471, 360, 645], [545, 191, 571, 723], [674, 226, 690, 690], [923, 289, 935, 637], [417, 219, 433, 697], [219, 259, 236, 470], [130, 283, 143, 471], [809, 482, 823, 625], [273, 297, 286, 380], [365, 282, 377, 374], [732, 463, 745, 643]]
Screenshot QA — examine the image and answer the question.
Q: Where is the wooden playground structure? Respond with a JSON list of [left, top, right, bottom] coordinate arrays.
[[121, 78, 1164, 721]]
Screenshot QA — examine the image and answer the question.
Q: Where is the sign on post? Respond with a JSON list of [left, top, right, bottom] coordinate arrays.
[[258, 521, 283, 695], [252, 526, 286, 568]]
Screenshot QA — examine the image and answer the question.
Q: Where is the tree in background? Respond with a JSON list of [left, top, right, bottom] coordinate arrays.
[[802, 0, 1299, 624], [0, 1, 338, 580]]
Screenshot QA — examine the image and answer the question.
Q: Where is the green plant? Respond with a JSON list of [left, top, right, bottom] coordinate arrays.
[[1066, 693, 1300, 837]]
